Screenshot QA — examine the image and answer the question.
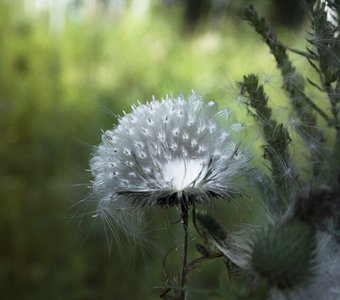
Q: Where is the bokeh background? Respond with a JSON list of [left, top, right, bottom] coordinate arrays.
[[0, 0, 313, 299]]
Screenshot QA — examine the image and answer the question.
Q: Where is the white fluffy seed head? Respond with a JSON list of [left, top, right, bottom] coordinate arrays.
[[162, 158, 207, 191], [90, 93, 249, 216]]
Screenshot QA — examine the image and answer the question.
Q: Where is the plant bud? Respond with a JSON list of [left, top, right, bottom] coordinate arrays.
[[250, 221, 316, 290]]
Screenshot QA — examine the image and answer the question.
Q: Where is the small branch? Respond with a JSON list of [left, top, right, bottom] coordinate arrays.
[[298, 91, 331, 123], [186, 251, 224, 272], [324, 83, 340, 127], [286, 46, 319, 60], [307, 77, 324, 92]]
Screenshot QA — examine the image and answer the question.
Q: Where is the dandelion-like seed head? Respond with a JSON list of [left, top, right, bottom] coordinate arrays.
[[90, 93, 248, 218]]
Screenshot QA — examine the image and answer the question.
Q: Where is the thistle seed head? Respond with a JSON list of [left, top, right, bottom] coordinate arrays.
[[90, 93, 249, 216]]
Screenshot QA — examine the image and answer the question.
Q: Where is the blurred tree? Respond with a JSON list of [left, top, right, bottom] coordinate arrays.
[[183, 0, 211, 30], [0, 0, 312, 299], [271, 0, 305, 27]]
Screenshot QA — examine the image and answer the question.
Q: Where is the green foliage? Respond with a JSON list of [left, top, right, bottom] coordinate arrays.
[[0, 1, 281, 299], [191, 2, 340, 299], [240, 74, 295, 200], [305, 0, 340, 184], [242, 4, 326, 177], [1, 0, 339, 299]]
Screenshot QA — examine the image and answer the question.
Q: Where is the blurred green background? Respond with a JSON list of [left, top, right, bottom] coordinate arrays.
[[0, 0, 311, 299]]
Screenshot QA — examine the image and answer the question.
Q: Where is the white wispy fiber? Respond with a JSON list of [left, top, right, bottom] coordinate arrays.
[[317, 0, 339, 28], [213, 232, 252, 270], [90, 93, 249, 231], [269, 231, 340, 300]]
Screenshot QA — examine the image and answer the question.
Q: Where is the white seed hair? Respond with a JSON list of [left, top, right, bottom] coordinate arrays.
[[90, 93, 249, 228]]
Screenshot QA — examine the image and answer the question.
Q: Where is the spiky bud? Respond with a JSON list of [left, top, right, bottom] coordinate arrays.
[[250, 221, 317, 290], [196, 212, 227, 242]]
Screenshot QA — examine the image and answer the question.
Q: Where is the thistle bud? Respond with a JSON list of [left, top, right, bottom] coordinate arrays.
[[196, 212, 227, 242], [250, 221, 317, 290]]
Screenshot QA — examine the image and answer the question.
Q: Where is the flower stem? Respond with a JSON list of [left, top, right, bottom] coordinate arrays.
[[179, 199, 189, 300]]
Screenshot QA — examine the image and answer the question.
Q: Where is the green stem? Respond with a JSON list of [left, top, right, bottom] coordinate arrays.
[[179, 198, 189, 300]]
